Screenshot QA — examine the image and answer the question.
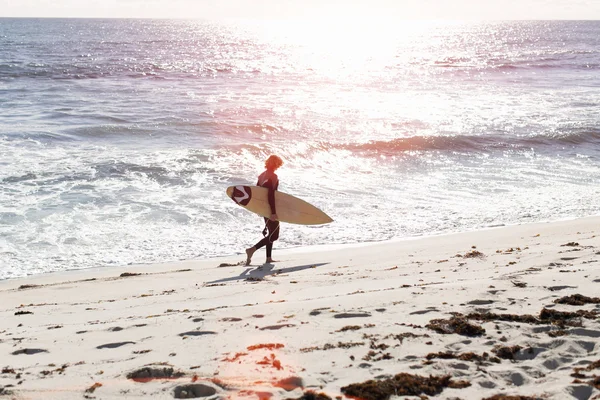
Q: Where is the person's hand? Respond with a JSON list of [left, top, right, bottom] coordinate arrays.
[[270, 213, 278, 221]]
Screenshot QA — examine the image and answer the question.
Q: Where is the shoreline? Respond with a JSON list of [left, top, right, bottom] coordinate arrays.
[[2, 213, 598, 287], [1, 215, 599, 399]]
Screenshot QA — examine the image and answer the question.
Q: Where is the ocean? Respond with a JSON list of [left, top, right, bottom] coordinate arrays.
[[1, 18, 599, 279]]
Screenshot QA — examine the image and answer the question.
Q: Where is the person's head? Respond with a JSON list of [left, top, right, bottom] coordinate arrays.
[[265, 155, 283, 171]]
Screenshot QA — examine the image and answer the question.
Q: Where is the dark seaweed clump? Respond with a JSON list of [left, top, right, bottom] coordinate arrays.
[[465, 307, 598, 326], [340, 373, 470, 400], [571, 359, 600, 379], [554, 294, 600, 306], [492, 345, 523, 360], [466, 311, 539, 324], [426, 316, 485, 336], [482, 395, 543, 400], [539, 308, 597, 322], [285, 391, 332, 400], [426, 351, 501, 364]]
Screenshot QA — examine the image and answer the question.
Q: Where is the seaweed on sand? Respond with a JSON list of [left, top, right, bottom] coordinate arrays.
[[491, 345, 523, 360], [426, 316, 485, 336], [426, 351, 501, 364], [482, 395, 543, 400], [553, 294, 600, 306], [340, 373, 470, 400]]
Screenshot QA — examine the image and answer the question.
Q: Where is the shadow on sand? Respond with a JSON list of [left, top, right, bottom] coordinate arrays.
[[206, 262, 330, 285]]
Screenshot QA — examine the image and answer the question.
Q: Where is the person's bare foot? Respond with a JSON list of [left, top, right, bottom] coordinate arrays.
[[245, 247, 255, 266], [265, 258, 278, 263]]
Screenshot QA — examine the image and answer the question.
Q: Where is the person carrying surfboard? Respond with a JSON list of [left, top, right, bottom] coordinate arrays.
[[245, 155, 284, 266]]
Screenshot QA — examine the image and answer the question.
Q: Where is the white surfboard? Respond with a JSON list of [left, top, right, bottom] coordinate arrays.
[[226, 185, 333, 225]]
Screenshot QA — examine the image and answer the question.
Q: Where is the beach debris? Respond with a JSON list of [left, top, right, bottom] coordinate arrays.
[[300, 342, 364, 353], [1, 368, 16, 374], [459, 250, 485, 259], [340, 373, 470, 400], [554, 294, 600, 305], [173, 383, 217, 398], [492, 345, 523, 360], [482, 395, 542, 400], [18, 284, 40, 290], [362, 350, 393, 362], [425, 351, 501, 364], [256, 354, 282, 370], [222, 352, 247, 362], [426, 316, 486, 336], [467, 311, 538, 324], [14, 311, 33, 316], [547, 329, 569, 337], [119, 272, 142, 277], [85, 382, 102, 393], [283, 390, 330, 399], [127, 366, 185, 383], [561, 242, 580, 247], [384, 332, 430, 344], [511, 281, 527, 288], [336, 325, 362, 332], [539, 308, 597, 323], [218, 261, 244, 267], [247, 343, 284, 351]]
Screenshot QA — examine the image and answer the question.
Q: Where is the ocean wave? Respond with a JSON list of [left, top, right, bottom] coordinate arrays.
[[325, 130, 600, 157], [0, 60, 245, 81]]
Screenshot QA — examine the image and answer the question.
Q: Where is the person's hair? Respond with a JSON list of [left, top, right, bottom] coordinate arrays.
[[265, 155, 283, 171]]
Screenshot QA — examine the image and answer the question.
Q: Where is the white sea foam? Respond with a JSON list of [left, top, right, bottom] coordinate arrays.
[[1, 19, 599, 279]]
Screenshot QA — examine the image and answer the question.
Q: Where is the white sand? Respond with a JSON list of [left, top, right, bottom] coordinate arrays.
[[1, 217, 599, 400]]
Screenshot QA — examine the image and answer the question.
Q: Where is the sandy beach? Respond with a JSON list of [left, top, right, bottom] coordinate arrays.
[[1, 216, 599, 400]]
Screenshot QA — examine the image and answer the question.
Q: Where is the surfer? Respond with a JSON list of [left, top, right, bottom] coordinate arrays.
[[245, 155, 284, 266]]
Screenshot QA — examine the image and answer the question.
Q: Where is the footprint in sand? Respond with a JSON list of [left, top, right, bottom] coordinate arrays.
[[409, 309, 439, 315], [259, 324, 295, 331], [108, 327, 124, 332], [547, 285, 578, 291], [96, 341, 136, 349], [173, 383, 217, 398], [178, 331, 217, 337], [12, 348, 48, 355], [334, 313, 372, 319], [127, 367, 185, 383], [308, 308, 331, 316], [467, 300, 495, 305]]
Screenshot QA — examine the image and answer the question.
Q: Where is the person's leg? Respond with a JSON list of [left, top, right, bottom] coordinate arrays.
[[246, 238, 268, 266], [266, 243, 273, 259], [246, 218, 270, 266], [265, 220, 280, 263]]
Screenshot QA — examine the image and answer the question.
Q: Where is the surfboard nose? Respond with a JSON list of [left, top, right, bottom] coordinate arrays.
[[228, 186, 252, 206]]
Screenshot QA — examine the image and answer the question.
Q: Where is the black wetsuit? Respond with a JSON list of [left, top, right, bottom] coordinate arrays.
[[253, 169, 280, 258]]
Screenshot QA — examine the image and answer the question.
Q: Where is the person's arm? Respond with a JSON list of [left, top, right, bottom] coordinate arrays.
[[268, 187, 276, 216], [269, 176, 279, 220]]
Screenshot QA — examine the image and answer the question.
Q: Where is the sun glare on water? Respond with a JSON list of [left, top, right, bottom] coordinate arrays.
[[245, 17, 447, 78]]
